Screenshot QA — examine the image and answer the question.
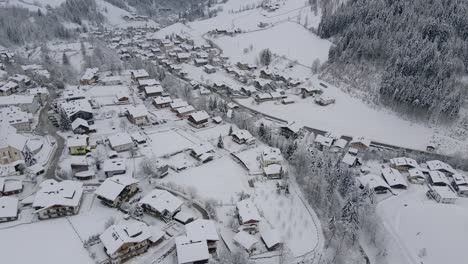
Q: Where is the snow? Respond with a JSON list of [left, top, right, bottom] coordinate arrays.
[[0, 219, 93, 264], [146, 129, 199, 157]]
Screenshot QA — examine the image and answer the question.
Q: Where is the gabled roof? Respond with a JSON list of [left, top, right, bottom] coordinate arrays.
[[33, 180, 83, 209], [108, 133, 133, 147], [185, 219, 219, 242], [100, 221, 152, 255], [357, 174, 390, 190], [95, 175, 138, 201], [139, 189, 183, 215], [428, 171, 449, 185], [233, 231, 258, 250], [237, 199, 261, 224], [381, 167, 408, 188], [0, 196, 18, 218], [127, 105, 148, 118], [175, 236, 210, 264], [188, 111, 209, 123]]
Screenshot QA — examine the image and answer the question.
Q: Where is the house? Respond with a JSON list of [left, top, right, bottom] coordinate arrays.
[[175, 236, 210, 264], [131, 69, 149, 81], [153, 96, 172, 108], [194, 58, 208, 66], [130, 132, 147, 144], [2, 180, 23, 195], [315, 95, 335, 106], [0, 106, 31, 131], [32, 180, 83, 220], [314, 134, 334, 151], [108, 133, 134, 152], [67, 135, 88, 155], [103, 158, 127, 177], [331, 138, 348, 152], [407, 168, 425, 184], [74, 170, 95, 181], [28, 87, 49, 104], [188, 111, 210, 128], [279, 122, 302, 139], [241, 86, 257, 96], [101, 75, 122, 85], [349, 137, 371, 151], [0, 95, 40, 113], [95, 175, 139, 207], [260, 147, 283, 167], [144, 85, 164, 97], [452, 173, 468, 197], [429, 185, 458, 204], [263, 164, 284, 179], [9, 74, 31, 86], [426, 160, 455, 175], [137, 78, 159, 90], [80, 68, 99, 85], [175, 105, 196, 118], [27, 163, 45, 176], [61, 99, 93, 122], [253, 80, 273, 91], [381, 167, 408, 189], [389, 157, 419, 171], [233, 231, 259, 253], [0, 81, 19, 96], [174, 211, 196, 225], [126, 105, 148, 125], [300, 86, 322, 97], [170, 99, 189, 110], [259, 226, 282, 251], [427, 171, 450, 186], [185, 219, 219, 255], [231, 130, 255, 145], [281, 97, 295, 104], [100, 221, 165, 264], [0, 196, 18, 223], [176, 52, 191, 63], [212, 116, 222, 124], [190, 143, 214, 163], [71, 118, 92, 134], [139, 189, 183, 222], [341, 153, 361, 167], [204, 65, 216, 74], [357, 174, 391, 194], [237, 199, 261, 231]]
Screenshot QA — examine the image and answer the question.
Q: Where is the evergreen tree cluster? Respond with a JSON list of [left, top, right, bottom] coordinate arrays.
[[318, 0, 468, 119]]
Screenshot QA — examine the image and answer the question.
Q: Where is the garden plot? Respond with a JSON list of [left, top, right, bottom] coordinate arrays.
[[252, 181, 320, 257], [146, 129, 199, 157], [0, 218, 93, 264], [377, 187, 468, 264], [160, 156, 251, 202]]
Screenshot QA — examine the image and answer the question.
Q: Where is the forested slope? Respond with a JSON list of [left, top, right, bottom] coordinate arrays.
[[318, 0, 468, 119]]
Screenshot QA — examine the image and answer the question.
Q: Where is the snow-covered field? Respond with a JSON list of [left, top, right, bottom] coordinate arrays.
[[377, 187, 468, 264]]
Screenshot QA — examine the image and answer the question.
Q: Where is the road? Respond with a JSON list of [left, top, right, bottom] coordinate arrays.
[[35, 88, 65, 180]]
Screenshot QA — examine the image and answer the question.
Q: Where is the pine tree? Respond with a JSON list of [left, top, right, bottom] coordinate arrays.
[[62, 52, 69, 65], [217, 134, 224, 148], [258, 123, 266, 139], [228, 125, 233, 136], [259, 48, 272, 67], [59, 110, 71, 131], [285, 141, 298, 160]]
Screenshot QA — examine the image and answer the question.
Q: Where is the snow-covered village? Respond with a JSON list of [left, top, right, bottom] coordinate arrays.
[[0, 0, 468, 264]]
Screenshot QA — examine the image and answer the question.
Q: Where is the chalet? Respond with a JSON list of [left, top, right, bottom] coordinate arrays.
[[70, 156, 89, 173], [74, 170, 95, 181], [170, 99, 189, 110], [341, 153, 361, 168], [260, 69, 273, 79], [0, 196, 18, 223], [331, 138, 348, 152], [259, 226, 282, 251], [255, 93, 273, 103], [260, 147, 283, 167], [9, 74, 31, 86], [236, 62, 256, 71], [300, 86, 322, 97], [186, 219, 219, 255], [61, 99, 94, 122], [233, 231, 259, 253], [427, 171, 450, 186], [237, 199, 261, 232], [175, 236, 210, 264], [130, 132, 146, 144], [174, 211, 196, 225], [176, 53, 191, 63], [153, 96, 172, 108], [350, 137, 371, 151], [126, 105, 148, 125], [103, 158, 126, 177], [288, 79, 301, 87], [144, 85, 164, 97], [407, 168, 425, 184], [389, 157, 419, 171], [27, 163, 45, 176], [131, 69, 149, 81], [232, 130, 255, 145], [80, 68, 99, 85], [101, 76, 122, 86], [426, 160, 455, 175], [100, 221, 165, 264], [0, 81, 19, 96], [381, 167, 408, 189], [0, 106, 31, 131], [108, 133, 134, 152], [71, 118, 92, 134], [0, 123, 26, 165], [188, 111, 210, 128], [270, 91, 287, 100], [204, 65, 216, 74], [315, 134, 334, 151], [281, 97, 295, 104], [452, 173, 468, 197], [315, 95, 335, 106], [67, 135, 89, 155], [190, 143, 214, 163], [137, 78, 159, 90], [279, 122, 302, 139], [2, 180, 23, 196], [194, 58, 208, 66], [241, 86, 257, 96], [139, 189, 183, 222], [357, 174, 391, 194], [263, 164, 283, 179], [175, 105, 195, 118], [212, 116, 222, 124], [32, 180, 83, 220], [95, 175, 139, 207], [253, 79, 273, 91], [429, 185, 458, 204], [62, 89, 86, 101]]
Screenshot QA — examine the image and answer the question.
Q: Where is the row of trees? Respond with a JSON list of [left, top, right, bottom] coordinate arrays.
[[318, 0, 468, 120]]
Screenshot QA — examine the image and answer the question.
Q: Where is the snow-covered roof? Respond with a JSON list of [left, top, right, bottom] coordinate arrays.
[[280, 122, 302, 133], [263, 164, 283, 176], [175, 105, 195, 115], [432, 185, 458, 200], [27, 163, 45, 174], [390, 157, 419, 169], [315, 134, 334, 147], [81, 68, 98, 81], [381, 167, 408, 188], [350, 136, 371, 148], [170, 99, 188, 109], [408, 168, 425, 179], [259, 225, 281, 249], [0, 95, 35, 106], [131, 69, 149, 79], [144, 85, 163, 95], [101, 75, 121, 84], [0, 122, 28, 150], [233, 231, 258, 251], [0, 196, 18, 218], [33, 180, 83, 209], [188, 111, 210, 123], [139, 189, 183, 215], [237, 199, 261, 224], [332, 138, 348, 149], [100, 221, 152, 255], [127, 104, 148, 118], [71, 118, 89, 131], [175, 236, 210, 264], [357, 174, 390, 190], [186, 219, 219, 242], [108, 133, 133, 148], [67, 135, 88, 148], [428, 171, 449, 185], [95, 175, 138, 201], [153, 96, 172, 105], [426, 160, 455, 174], [452, 173, 468, 186], [138, 78, 159, 87], [232, 130, 254, 142], [130, 132, 146, 143], [61, 99, 93, 118], [191, 143, 214, 157], [3, 180, 22, 193], [177, 53, 191, 59], [174, 211, 195, 223], [0, 81, 18, 92], [103, 158, 126, 173], [261, 147, 283, 163]]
